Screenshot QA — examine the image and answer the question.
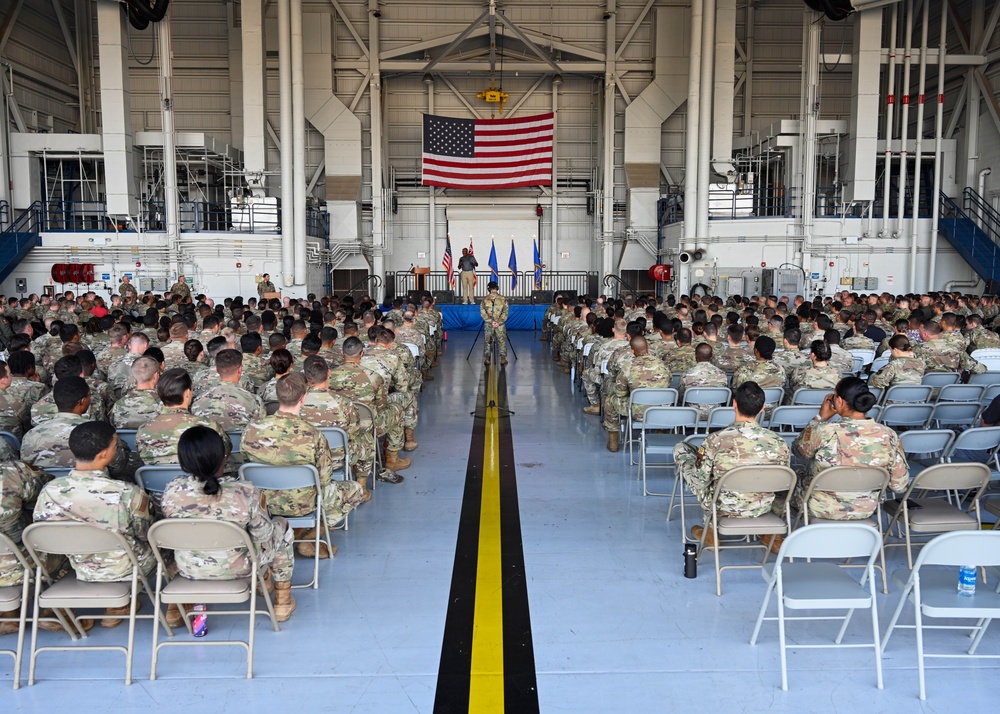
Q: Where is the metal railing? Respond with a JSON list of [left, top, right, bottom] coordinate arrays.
[[940, 192, 1000, 277], [708, 186, 790, 219], [963, 187, 1000, 244], [389, 270, 597, 302], [603, 273, 636, 299], [341, 274, 382, 301], [0, 200, 9, 232], [821, 182, 934, 219]]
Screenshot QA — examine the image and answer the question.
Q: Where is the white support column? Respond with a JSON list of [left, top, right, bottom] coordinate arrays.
[[682, 0, 703, 295], [551, 75, 560, 282], [157, 9, 179, 273], [927, 0, 948, 288], [369, 0, 384, 301], [291, 0, 307, 288], [96, 1, 138, 217], [799, 11, 821, 281], [601, 0, 617, 279], [965, 0, 984, 189], [427, 75, 436, 280], [241, 0, 267, 194], [695, 0, 716, 250], [279, 0, 294, 287], [909, 0, 929, 292]]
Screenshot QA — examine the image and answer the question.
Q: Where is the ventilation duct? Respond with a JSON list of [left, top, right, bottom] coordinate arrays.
[[123, 0, 170, 30]]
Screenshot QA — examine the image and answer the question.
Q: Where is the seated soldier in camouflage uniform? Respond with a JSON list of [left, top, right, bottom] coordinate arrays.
[[674, 382, 790, 546], [191, 349, 264, 433], [259, 348, 293, 405], [869, 335, 926, 388], [22, 377, 132, 481], [770, 377, 908, 552], [789, 340, 842, 393], [965, 313, 1000, 353], [107, 332, 150, 396], [33, 421, 154, 628], [32, 355, 108, 426], [110, 356, 163, 429], [0, 360, 31, 438], [136, 368, 233, 479], [6, 350, 48, 411], [161, 425, 296, 624], [300, 356, 383, 491], [772, 328, 810, 375], [238, 332, 274, 390], [916, 320, 987, 375], [603, 336, 672, 452], [365, 326, 419, 453], [582, 318, 624, 415], [242, 373, 367, 556], [680, 343, 728, 422], [664, 327, 697, 376], [711, 324, 754, 374]]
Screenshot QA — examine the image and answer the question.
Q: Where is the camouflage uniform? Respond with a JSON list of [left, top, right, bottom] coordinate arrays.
[[21, 413, 131, 480], [258, 377, 280, 405], [118, 281, 139, 304], [711, 345, 753, 374], [109, 389, 163, 429], [664, 345, 697, 376], [136, 407, 233, 475], [603, 355, 672, 432], [107, 352, 141, 394], [169, 280, 191, 300], [160, 476, 294, 582], [789, 364, 842, 392], [329, 362, 405, 452], [868, 355, 926, 388], [160, 341, 188, 371], [789, 416, 908, 519], [191, 382, 264, 433], [915, 339, 986, 374], [363, 344, 417, 431], [33, 468, 154, 581], [674, 421, 790, 517], [240, 353, 275, 390], [772, 348, 810, 375], [732, 361, 787, 390], [0, 461, 52, 586], [678, 362, 728, 421], [300, 387, 372, 473], [32, 388, 108, 427], [827, 345, 856, 374], [480, 293, 509, 361], [96, 345, 128, 372], [0, 391, 29, 438], [841, 335, 876, 351], [941, 330, 969, 353], [191, 369, 256, 398], [968, 326, 1000, 352], [242, 414, 366, 526], [6, 376, 47, 411], [582, 337, 621, 406]]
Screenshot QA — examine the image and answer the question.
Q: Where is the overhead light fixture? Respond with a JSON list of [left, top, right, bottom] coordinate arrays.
[[552, 74, 564, 85], [423, 73, 433, 84]]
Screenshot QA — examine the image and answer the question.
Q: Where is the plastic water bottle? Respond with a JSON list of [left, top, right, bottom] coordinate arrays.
[[958, 565, 977, 597], [192, 604, 208, 637]]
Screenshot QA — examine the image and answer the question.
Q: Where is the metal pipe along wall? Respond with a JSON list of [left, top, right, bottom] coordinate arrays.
[[278, 0, 294, 287], [291, 0, 307, 286]]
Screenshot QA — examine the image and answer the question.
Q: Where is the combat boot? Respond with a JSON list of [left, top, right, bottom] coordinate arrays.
[[385, 450, 411, 471], [404, 428, 419, 451], [583, 405, 600, 415], [0, 609, 19, 635], [101, 599, 142, 628], [165, 603, 191, 629], [37, 609, 94, 633], [356, 476, 372, 502], [273, 581, 296, 623], [607, 431, 620, 452], [539, 332, 549, 341], [691, 525, 718, 547], [296, 528, 335, 559], [763, 534, 784, 555], [422, 370, 435, 381]]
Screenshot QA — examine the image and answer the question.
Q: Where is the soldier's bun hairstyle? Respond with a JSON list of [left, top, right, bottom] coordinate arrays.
[[158, 367, 193, 406], [69, 421, 116, 462], [54, 376, 90, 412], [269, 348, 293, 376], [809, 340, 832, 362], [836, 376, 878, 414], [178, 425, 226, 496], [755, 336, 776, 359], [888, 334, 911, 352]]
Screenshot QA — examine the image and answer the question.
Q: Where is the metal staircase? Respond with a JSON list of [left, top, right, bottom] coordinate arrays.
[[0, 203, 42, 285]]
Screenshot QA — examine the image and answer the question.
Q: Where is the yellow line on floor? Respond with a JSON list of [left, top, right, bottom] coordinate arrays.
[[468, 363, 505, 711]]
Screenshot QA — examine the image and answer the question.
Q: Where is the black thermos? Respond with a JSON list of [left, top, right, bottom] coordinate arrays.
[[684, 542, 697, 579]]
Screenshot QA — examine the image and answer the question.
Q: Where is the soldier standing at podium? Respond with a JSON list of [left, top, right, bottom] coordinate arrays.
[[257, 273, 276, 300], [480, 281, 508, 365]]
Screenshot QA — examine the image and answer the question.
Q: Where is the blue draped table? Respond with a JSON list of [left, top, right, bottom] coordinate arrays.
[[436, 304, 546, 331]]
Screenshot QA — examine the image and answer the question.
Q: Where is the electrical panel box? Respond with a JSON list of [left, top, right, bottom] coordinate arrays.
[[138, 277, 168, 293], [852, 277, 878, 291], [760, 268, 804, 303], [724, 276, 745, 299]]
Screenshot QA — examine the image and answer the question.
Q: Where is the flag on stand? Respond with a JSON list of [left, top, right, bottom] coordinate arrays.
[[442, 235, 455, 287], [508, 240, 518, 291], [469, 239, 477, 286], [421, 113, 554, 190], [488, 240, 499, 282], [533, 239, 542, 289]]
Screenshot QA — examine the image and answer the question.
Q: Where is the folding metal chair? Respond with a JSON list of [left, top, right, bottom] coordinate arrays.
[[402, 342, 419, 359], [41, 467, 72, 480], [638, 406, 698, 499], [881, 531, 1000, 700], [264, 401, 280, 416], [898, 429, 955, 478], [116, 429, 138, 451], [970, 349, 1000, 372], [147, 519, 279, 680], [943, 426, 1000, 468], [761, 387, 785, 407], [0, 532, 32, 689], [920, 372, 960, 389], [878, 403, 933, 430], [849, 349, 876, 368], [981, 383, 1000, 407], [624, 387, 678, 466], [867, 386, 884, 403], [704, 406, 738, 433], [135, 464, 187, 517], [882, 384, 935, 404], [672, 433, 706, 543], [0, 431, 21, 454], [21, 522, 174, 686], [239, 463, 331, 589], [968, 371, 1000, 387], [227, 431, 243, 453], [750, 523, 884, 692], [883, 462, 991, 568], [767, 405, 818, 433], [936, 384, 985, 403], [868, 355, 890, 375], [682, 387, 731, 426], [797, 466, 891, 593], [698, 464, 797, 596], [318, 426, 354, 531], [791, 388, 830, 406], [928, 402, 983, 430]]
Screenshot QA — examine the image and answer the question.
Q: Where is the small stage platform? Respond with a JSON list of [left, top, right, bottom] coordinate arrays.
[[438, 303, 546, 331]]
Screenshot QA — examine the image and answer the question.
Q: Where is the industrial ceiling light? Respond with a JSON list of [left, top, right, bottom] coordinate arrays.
[[552, 73, 564, 85], [423, 73, 433, 84], [802, 0, 902, 21]]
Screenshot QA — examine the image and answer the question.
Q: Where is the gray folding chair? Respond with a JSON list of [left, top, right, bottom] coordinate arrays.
[[147, 519, 279, 680], [881, 531, 1000, 700], [898, 429, 955, 478], [135, 465, 186, 495], [968, 371, 1000, 387], [878, 403, 933, 430], [699, 464, 797, 596], [21, 521, 173, 686], [264, 401, 280, 416], [791, 388, 830, 406], [751, 523, 883, 692], [402, 342, 419, 359], [41, 467, 72, 480], [239, 463, 329, 589], [227, 431, 243, 453], [928, 402, 983, 430], [970, 349, 1000, 372], [849, 349, 876, 368], [638, 406, 698, 499], [936, 384, 985, 403], [868, 355, 890, 375], [761, 386, 784, 408], [0, 532, 32, 689], [704, 406, 738, 433], [883, 384, 935, 404], [767, 405, 818, 433], [672, 434, 706, 542], [867, 386, 884, 404], [980, 383, 1000, 405], [883, 462, 991, 568], [0, 431, 21, 453], [318, 426, 353, 531], [624, 388, 678, 466], [943, 425, 1000, 468], [116, 429, 138, 451], [682, 387, 731, 425], [920, 372, 960, 389], [797, 466, 891, 593]]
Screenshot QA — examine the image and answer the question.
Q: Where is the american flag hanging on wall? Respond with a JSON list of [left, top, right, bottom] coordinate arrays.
[[421, 112, 554, 190]]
